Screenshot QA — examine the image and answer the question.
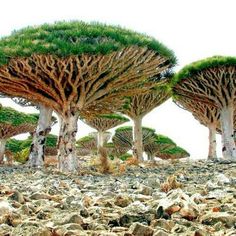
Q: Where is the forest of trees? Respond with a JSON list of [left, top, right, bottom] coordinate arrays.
[[0, 21, 235, 172]]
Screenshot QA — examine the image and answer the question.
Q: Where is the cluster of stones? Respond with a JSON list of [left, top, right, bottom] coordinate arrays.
[[0, 160, 236, 235]]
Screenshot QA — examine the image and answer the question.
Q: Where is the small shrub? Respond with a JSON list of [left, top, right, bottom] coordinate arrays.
[[125, 156, 139, 166], [161, 175, 182, 193], [13, 148, 30, 164], [120, 153, 132, 161]]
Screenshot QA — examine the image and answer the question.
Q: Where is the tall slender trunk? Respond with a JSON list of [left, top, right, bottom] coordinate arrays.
[[57, 114, 78, 172], [0, 139, 6, 164], [133, 116, 143, 161], [29, 105, 53, 167], [220, 105, 236, 159], [147, 153, 154, 161], [98, 131, 104, 149], [208, 124, 217, 160]]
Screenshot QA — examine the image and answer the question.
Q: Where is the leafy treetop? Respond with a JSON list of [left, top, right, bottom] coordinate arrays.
[[173, 56, 236, 85], [115, 126, 155, 133], [0, 107, 38, 126], [0, 21, 176, 66], [154, 134, 176, 146], [5, 138, 22, 153], [161, 146, 189, 156], [97, 114, 129, 122], [77, 135, 96, 143], [6, 134, 57, 153]]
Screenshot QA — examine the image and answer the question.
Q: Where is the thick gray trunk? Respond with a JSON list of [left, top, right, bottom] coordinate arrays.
[[29, 105, 53, 168], [57, 114, 78, 172], [133, 116, 143, 161], [220, 105, 236, 159], [0, 139, 6, 164], [208, 124, 217, 160]]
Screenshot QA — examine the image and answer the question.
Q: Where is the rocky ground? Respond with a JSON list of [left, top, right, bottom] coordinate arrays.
[[0, 159, 236, 236]]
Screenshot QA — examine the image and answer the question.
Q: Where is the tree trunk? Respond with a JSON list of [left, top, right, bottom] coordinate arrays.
[[220, 105, 236, 159], [133, 116, 143, 161], [208, 124, 217, 160], [98, 131, 104, 149], [57, 114, 78, 172], [0, 139, 6, 164], [29, 105, 53, 168], [147, 153, 154, 161]]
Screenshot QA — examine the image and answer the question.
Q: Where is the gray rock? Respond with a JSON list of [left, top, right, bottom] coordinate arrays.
[[153, 230, 169, 236], [58, 213, 84, 225], [0, 200, 13, 215], [140, 185, 153, 196], [125, 201, 149, 214], [30, 192, 51, 200], [8, 190, 25, 204], [151, 219, 175, 231], [114, 194, 133, 207], [157, 189, 200, 220], [129, 222, 154, 236], [200, 212, 236, 227]]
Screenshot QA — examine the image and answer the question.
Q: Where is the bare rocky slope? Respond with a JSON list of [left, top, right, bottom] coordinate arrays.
[[0, 159, 236, 236]]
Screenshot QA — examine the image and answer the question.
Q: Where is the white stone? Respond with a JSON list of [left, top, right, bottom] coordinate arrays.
[[0, 200, 13, 215], [216, 173, 230, 184]]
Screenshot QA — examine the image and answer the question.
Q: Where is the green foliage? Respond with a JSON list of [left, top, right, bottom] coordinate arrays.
[[5, 138, 23, 153], [44, 134, 57, 147], [154, 134, 176, 146], [173, 56, 236, 85], [76, 135, 97, 150], [119, 153, 132, 161], [0, 21, 176, 66], [6, 134, 58, 153], [14, 148, 30, 164], [98, 114, 129, 122], [0, 107, 38, 126], [115, 126, 155, 133], [162, 146, 189, 157], [77, 135, 95, 144], [104, 142, 115, 148]]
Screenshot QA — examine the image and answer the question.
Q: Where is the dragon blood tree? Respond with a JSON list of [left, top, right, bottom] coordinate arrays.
[[11, 97, 57, 167], [175, 97, 236, 160], [88, 131, 112, 149], [144, 134, 176, 160], [0, 21, 176, 172], [173, 56, 236, 159], [76, 135, 97, 156], [0, 106, 38, 163], [76, 132, 111, 156], [122, 85, 171, 161], [112, 126, 156, 158], [158, 146, 189, 160], [174, 96, 220, 160], [105, 142, 130, 158], [82, 114, 129, 149], [6, 134, 58, 157]]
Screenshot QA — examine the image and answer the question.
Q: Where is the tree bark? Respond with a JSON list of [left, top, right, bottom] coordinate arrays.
[[0, 139, 6, 164], [147, 153, 154, 161], [98, 131, 104, 148], [29, 105, 53, 167], [220, 105, 236, 159], [133, 116, 143, 161], [208, 124, 217, 160], [57, 114, 78, 172]]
